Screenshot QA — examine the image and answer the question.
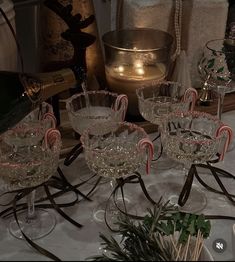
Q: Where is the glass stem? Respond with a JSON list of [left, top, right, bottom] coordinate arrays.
[[110, 178, 127, 212], [183, 163, 190, 181], [109, 179, 116, 195], [26, 190, 36, 222], [152, 127, 162, 160], [217, 86, 226, 120]]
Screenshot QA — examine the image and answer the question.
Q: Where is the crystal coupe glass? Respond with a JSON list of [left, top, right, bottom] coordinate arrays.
[[65, 90, 128, 182], [66, 90, 128, 135], [136, 81, 198, 170], [2, 102, 56, 148], [159, 110, 233, 213], [0, 128, 61, 240], [0, 104, 61, 240], [80, 121, 153, 225]]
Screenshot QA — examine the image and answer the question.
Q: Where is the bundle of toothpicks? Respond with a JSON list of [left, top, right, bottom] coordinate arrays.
[[159, 228, 205, 261]]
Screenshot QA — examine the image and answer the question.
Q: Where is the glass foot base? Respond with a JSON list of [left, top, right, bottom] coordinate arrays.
[[93, 197, 135, 230], [9, 208, 56, 240], [147, 182, 207, 213], [0, 219, 7, 240]]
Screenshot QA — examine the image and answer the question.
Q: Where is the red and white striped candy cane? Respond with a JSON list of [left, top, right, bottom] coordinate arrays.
[[42, 112, 57, 128], [137, 138, 154, 175], [183, 87, 198, 111], [42, 101, 54, 114], [216, 125, 233, 161], [38, 102, 54, 119], [44, 128, 61, 149], [113, 94, 128, 121]]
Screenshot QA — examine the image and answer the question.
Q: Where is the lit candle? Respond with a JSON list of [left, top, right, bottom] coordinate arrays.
[[102, 29, 173, 118], [105, 62, 166, 116]]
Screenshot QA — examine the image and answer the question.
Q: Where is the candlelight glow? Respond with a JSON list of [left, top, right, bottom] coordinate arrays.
[[114, 65, 125, 74], [105, 63, 167, 116], [118, 66, 124, 72], [134, 60, 143, 68], [135, 67, 145, 75], [102, 28, 173, 116], [134, 60, 144, 75]]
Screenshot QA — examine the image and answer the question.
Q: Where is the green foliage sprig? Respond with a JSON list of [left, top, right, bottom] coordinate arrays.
[[87, 201, 211, 261]]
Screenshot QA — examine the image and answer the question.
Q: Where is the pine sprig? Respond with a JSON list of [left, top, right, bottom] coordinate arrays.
[[87, 201, 211, 261]]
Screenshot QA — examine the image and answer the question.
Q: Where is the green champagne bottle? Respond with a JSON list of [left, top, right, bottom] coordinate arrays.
[[0, 68, 76, 134]]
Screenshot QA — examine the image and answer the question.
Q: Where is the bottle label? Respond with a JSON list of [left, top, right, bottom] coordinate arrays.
[[19, 73, 42, 104]]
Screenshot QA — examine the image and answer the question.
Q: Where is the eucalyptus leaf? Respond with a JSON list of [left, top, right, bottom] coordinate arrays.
[[216, 67, 224, 73], [207, 58, 215, 69]]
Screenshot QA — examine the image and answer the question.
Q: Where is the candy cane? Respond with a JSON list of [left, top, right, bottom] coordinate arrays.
[[216, 125, 233, 161], [44, 128, 61, 149], [46, 102, 54, 114], [114, 94, 128, 121], [38, 102, 54, 119], [183, 87, 198, 111], [42, 112, 57, 128], [137, 138, 154, 175]]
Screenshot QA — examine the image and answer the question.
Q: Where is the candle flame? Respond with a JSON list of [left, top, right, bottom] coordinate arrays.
[[135, 67, 145, 75], [134, 61, 143, 68], [118, 66, 124, 72], [114, 65, 125, 74], [134, 60, 144, 75]]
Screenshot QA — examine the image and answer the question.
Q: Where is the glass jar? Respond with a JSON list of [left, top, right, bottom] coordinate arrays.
[[102, 28, 173, 119]]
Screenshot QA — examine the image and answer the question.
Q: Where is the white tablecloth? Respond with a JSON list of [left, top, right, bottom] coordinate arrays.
[[0, 110, 235, 261]]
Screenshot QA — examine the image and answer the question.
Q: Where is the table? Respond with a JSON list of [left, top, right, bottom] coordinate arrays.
[[0, 110, 235, 261]]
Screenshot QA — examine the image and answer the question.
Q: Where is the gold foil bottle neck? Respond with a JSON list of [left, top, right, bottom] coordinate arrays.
[[19, 68, 76, 104]]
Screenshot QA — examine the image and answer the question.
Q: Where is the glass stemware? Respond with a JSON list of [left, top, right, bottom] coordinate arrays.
[[2, 102, 56, 148], [198, 38, 235, 120], [66, 90, 128, 136], [159, 110, 233, 213], [0, 104, 61, 240], [65, 90, 128, 183], [136, 81, 198, 170], [198, 38, 235, 152], [80, 121, 153, 227]]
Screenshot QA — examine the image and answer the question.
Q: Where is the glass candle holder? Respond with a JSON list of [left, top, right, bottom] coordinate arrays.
[[102, 28, 173, 119]]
